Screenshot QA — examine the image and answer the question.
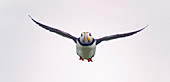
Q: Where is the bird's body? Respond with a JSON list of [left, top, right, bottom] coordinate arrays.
[[76, 39, 96, 61], [29, 15, 147, 62]]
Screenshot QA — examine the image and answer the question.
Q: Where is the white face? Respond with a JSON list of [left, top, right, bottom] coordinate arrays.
[[80, 32, 93, 44]]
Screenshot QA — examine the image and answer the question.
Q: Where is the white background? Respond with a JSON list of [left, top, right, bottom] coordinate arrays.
[[1, 0, 170, 82]]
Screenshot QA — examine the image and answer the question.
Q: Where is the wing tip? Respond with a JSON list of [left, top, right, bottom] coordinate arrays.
[[138, 25, 148, 32], [143, 24, 148, 29], [28, 15, 33, 20], [28, 15, 40, 25], [28, 15, 35, 21]]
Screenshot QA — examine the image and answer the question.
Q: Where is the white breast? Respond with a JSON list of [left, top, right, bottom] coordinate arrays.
[[76, 40, 96, 59]]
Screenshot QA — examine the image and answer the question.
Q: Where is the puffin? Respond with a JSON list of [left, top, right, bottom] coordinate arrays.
[[29, 15, 147, 62]]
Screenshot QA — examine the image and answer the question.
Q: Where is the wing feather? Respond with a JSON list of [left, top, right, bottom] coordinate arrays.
[[96, 25, 147, 45], [29, 15, 77, 43]]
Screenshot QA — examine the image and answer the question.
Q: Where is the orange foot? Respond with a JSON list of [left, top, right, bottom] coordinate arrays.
[[87, 58, 93, 62], [79, 57, 84, 61]]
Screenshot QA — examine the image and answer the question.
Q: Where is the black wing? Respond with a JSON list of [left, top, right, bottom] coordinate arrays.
[[29, 15, 77, 43], [96, 25, 147, 45]]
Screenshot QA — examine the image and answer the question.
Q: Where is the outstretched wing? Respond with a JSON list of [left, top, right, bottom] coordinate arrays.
[[96, 25, 147, 45], [29, 15, 77, 43]]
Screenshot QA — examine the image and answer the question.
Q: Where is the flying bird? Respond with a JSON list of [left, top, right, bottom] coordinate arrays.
[[29, 15, 147, 62]]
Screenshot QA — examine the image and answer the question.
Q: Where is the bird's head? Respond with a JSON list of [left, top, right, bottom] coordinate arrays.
[[79, 32, 93, 44]]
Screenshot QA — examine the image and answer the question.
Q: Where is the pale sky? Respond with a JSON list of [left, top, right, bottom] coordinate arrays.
[[0, 0, 170, 82]]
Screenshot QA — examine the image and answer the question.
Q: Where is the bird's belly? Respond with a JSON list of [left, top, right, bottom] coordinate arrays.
[[76, 44, 96, 59]]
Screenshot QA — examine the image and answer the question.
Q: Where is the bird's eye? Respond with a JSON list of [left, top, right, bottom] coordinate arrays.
[[81, 34, 83, 36], [89, 33, 91, 36]]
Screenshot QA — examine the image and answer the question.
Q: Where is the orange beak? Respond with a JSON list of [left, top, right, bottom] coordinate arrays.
[[85, 33, 87, 43], [82, 33, 89, 43]]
